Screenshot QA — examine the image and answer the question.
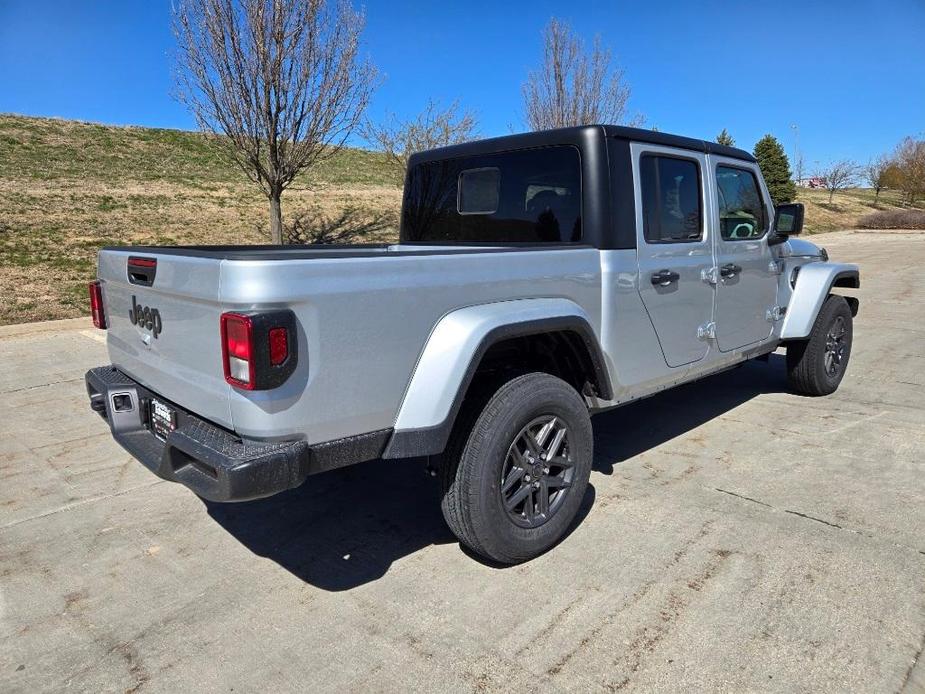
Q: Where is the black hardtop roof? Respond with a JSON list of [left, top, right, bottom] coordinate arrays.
[[408, 124, 756, 165]]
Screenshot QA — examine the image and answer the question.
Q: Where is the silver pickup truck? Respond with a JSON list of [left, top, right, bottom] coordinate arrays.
[[85, 125, 859, 564]]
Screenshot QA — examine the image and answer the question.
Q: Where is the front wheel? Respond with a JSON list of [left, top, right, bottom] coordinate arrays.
[[440, 373, 593, 564], [786, 295, 853, 396]]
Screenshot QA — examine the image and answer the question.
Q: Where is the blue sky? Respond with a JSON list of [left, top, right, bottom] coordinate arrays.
[[1, 0, 923, 171]]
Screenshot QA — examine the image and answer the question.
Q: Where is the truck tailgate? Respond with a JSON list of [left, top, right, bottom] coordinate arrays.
[[97, 249, 232, 429]]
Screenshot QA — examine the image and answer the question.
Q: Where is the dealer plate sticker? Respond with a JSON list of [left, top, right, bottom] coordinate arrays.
[[149, 398, 176, 442]]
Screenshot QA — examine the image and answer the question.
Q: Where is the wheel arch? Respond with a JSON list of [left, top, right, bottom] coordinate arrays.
[[382, 299, 611, 459], [781, 263, 860, 339]]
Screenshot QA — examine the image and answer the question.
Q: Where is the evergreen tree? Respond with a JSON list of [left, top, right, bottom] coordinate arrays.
[[716, 128, 735, 146], [753, 134, 796, 204]]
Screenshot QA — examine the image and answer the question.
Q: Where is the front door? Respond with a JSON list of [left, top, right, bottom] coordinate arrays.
[[633, 144, 715, 368], [710, 160, 778, 351]]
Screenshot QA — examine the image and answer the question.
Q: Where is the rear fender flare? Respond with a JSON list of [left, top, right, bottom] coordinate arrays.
[[382, 298, 610, 459]]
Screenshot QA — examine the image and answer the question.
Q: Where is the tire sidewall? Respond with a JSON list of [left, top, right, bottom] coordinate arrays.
[[813, 297, 853, 393], [463, 375, 592, 562]]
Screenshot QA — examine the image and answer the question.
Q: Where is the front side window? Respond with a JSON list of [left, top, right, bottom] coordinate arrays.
[[639, 155, 703, 243], [715, 166, 767, 240], [402, 146, 581, 243]]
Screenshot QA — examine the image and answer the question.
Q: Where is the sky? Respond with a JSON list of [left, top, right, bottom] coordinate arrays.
[[1, 0, 923, 171]]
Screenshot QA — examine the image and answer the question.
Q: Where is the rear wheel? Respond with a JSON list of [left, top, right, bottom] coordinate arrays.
[[440, 372, 593, 564], [786, 295, 853, 396]]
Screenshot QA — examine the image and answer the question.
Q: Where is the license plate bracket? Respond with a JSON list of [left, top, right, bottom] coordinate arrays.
[[148, 397, 176, 442]]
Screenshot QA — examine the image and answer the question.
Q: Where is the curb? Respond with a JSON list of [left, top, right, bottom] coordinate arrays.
[[0, 317, 94, 339]]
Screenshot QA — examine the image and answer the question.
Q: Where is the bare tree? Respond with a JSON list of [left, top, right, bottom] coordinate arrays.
[[863, 155, 891, 203], [363, 100, 477, 180], [819, 160, 860, 203], [523, 18, 641, 131], [173, 0, 377, 244]]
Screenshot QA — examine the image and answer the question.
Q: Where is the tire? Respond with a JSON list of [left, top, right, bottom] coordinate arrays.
[[440, 372, 593, 564], [786, 294, 853, 396]]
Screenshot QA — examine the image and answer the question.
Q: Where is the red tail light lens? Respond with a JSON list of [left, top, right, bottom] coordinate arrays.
[[221, 313, 255, 389], [88, 280, 107, 329], [220, 311, 297, 390], [268, 327, 289, 366]]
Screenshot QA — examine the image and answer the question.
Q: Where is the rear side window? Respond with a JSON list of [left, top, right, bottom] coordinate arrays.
[[715, 166, 768, 240], [458, 168, 500, 214], [401, 146, 581, 243], [639, 155, 703, 243]]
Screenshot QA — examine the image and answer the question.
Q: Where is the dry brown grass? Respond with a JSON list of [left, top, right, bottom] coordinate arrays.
[[2, 114, 922, 326], [0, 114, 402, 325], [795, 186, 924, 233]]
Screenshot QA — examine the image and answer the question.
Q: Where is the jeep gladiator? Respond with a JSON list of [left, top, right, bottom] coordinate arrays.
[[85, 125, 860, 563]]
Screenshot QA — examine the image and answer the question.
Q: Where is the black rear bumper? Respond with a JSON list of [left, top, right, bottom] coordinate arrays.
[[86, 366, 312, 502]]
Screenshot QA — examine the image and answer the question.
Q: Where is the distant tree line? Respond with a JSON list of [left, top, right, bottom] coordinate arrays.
[[809, 137, 925, 205], [714, 128, 925, 206]]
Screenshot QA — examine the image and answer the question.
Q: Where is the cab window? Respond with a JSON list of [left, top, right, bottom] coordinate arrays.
[[715, 166, 768, 240], [639, 155, 703, 243], [402, 146, 582, 243]]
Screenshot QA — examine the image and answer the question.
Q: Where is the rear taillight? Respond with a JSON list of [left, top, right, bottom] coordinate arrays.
[[221, 313, 254, 388], [89, 280, 106, 329], [220, 310, 297, 390]]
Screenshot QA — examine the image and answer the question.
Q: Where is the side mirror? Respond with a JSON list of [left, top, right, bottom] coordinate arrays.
[[769, 203, 804, 245]]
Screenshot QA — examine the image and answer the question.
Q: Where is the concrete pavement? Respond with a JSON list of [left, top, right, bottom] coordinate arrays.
[[1, 230, 923, 692]]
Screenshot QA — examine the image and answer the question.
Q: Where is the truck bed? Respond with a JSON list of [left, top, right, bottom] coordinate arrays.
[[102, 242, 589, 261], [96, 243, 603, 445]]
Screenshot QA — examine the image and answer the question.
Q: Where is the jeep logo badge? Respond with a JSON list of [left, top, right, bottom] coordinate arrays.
[[129, 296, 162, 339]]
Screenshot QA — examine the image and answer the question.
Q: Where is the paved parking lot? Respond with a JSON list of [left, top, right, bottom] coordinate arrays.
[[1, 230, 923, 693]]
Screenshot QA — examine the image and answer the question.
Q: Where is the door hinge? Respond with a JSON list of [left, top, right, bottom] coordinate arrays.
[[769, 260, 784, 274], [697, 321, 716, 340], [766, 305, 786, 321], [701, 266, 718, 285]]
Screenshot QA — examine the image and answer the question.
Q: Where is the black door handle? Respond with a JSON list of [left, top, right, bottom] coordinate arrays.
[[720, 263, 742, 278], [650, 269, 681, 286]]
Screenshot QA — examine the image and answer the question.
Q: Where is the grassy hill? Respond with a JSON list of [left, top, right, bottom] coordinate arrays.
[[0, 114, 920, 325], [0, 114, 402, 324], [796, 186, 923, 234]]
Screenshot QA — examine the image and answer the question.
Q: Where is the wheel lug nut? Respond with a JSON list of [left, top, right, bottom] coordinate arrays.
[[533, 481, 540, 488], [543, 467, 549, 474], [525, 474, 531, 482]]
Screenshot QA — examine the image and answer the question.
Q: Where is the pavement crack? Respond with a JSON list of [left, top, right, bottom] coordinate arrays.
[[710, 487, 925, 558], [714, 488, 773, 508], [0, 480, 165, 531], [783, 509, 844, 529], [900, 629, 925, 693], [1, 376, 82, 395]]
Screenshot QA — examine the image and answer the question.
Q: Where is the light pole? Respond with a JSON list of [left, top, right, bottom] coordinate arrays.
[[790, 123, 801, 185]]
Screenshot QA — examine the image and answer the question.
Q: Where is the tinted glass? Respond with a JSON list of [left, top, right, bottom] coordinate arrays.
[[402, 146, 581, 243], [640, 156, 703, 243], [458, 168, 500, 214], [716, 166, 767, 240]]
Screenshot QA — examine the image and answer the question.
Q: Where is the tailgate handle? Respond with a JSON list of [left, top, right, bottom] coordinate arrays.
[[128, 257, 157, 286]]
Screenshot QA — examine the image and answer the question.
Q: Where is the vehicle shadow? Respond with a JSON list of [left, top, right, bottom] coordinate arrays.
[[592, 354, 789, 474], [204, 354, 788, 591]]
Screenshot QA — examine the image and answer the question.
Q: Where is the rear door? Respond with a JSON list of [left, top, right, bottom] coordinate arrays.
[[633, 143, 715, 368], [97, 249, 233, 428], [710, 158, 778, 351]]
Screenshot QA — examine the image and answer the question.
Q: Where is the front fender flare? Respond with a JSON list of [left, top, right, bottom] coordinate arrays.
[[780, 262, 859, 339], [382, 298, 609, 459]]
